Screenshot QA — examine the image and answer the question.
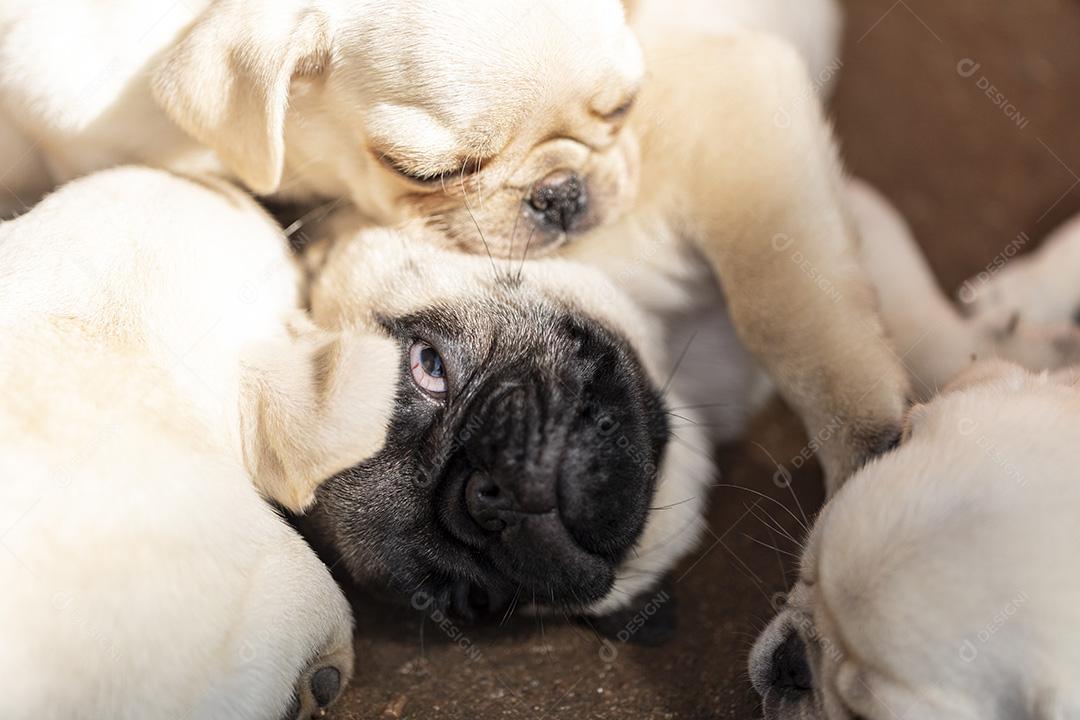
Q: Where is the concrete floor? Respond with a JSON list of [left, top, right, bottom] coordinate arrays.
[[331, 1, 1080, 717]]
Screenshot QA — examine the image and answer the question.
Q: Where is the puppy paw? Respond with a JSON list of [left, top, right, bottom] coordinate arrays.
[[852, 423, 903, 465], [283, 650, 350, 719], [821, 420, 903, 494], [978, 312, 1080, 372]]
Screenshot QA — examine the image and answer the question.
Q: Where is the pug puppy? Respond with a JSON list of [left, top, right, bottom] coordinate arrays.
[[0, 0, 643, 256], [750, 188, 1080, 720], [5, 0, 909, 488], [295, 208, 712, 619], [752, 359, 1080, 720], [0, 166, 395, 720]]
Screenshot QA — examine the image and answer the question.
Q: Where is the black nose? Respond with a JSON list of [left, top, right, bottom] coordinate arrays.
[[771, 632, 812, 698], [465, 471, 520, 533], [527, 170, 587, 232]]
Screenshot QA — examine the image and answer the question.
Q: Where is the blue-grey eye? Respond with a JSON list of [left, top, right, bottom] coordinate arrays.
[[409, 341, 448, 397]]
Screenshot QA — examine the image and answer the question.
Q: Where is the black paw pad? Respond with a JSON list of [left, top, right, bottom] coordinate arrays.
[[855, 423, 903, 468], [311, 666, 341, 708]]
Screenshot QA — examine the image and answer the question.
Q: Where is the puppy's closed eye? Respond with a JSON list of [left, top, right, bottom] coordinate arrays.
[[377, 152, 484, 186], [596, 94, 636, 124]]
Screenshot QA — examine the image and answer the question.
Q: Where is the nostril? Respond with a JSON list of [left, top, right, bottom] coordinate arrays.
[[465, 472, 509, 532], [771, 632, 813, 696], [526, 170, 587, 231]]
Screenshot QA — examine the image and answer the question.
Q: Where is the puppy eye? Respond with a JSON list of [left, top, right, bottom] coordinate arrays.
[[409, 341, 448, 398], [379, 154, 483, 185], [601, 95, 636, 123]]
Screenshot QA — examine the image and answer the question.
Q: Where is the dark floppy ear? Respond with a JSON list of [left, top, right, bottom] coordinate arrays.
[[241, 316, 399, 513], [153, 0, 331, 195]]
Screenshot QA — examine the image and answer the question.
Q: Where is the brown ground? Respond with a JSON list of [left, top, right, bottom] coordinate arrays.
[[332, 2, 1080, 718]]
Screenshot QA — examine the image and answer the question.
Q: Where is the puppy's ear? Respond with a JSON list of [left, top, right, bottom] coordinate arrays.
[[153, 0, 331, 195], [242, 314, 399, 513]]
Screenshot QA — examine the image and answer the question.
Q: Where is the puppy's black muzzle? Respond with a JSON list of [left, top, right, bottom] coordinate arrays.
[[438, 366, 663, 607]]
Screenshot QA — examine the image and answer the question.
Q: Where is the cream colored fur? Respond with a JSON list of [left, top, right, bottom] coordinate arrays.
[[0, 167, 401, 719], [2, 0, 908, 490], [0, 0, 643, 253], [751, 189, 1080, 720], [568, 8, 906, 492]]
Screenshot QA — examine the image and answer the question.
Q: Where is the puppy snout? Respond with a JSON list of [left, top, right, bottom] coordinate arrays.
[[527, 170, 588, 232], [770, 632, 813, 698], [444, 372, 655, 604]]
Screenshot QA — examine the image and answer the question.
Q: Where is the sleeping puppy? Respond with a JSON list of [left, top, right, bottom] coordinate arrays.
[[753, 360, 1080, 720], [0, 0, 642, 256], [296, 209, 711, 620], [749, 187, 1080, 720], [0, 166, 395, 720]]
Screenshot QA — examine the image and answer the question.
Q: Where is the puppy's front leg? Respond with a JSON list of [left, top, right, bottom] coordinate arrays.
[[638, 33, 908, 491]]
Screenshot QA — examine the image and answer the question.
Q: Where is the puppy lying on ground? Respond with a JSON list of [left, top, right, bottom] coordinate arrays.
[[750, 184, 1080, 720], [0, 167, 390, 720], [0, 166, 710, 716], [0, 0, 643, 255]]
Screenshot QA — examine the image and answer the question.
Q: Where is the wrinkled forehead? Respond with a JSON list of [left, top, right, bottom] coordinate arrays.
[[340, 0, 642, 146], [344, 0, 639, 91], [309, 225, 664, 380]]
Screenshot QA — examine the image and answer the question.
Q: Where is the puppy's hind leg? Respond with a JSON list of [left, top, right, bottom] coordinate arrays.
[[851, 183, 1080, 387], [846, 179, 982, 400]]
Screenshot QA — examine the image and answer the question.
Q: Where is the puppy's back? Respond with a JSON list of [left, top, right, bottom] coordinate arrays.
[[0, 167, 352, 719], [0, 167, 301, 444]]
